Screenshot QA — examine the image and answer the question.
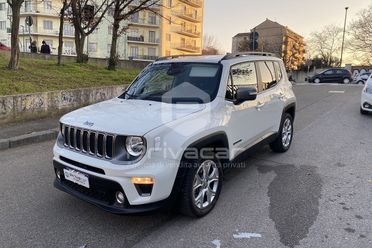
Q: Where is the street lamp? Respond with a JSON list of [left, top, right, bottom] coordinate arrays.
[[340, 7, 349, 67]]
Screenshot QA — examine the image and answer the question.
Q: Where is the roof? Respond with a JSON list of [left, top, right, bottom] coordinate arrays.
[[233, 32, 250, 38]]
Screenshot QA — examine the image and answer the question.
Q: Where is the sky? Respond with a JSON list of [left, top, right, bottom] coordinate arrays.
[[204, 0, 371, 62]]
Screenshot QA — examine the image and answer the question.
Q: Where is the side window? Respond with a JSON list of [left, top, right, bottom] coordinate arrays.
[[257, 61, 276, 92], [324, 70, 334, 75], [274, 61, 283, 82], [226, 62, 258, 100]]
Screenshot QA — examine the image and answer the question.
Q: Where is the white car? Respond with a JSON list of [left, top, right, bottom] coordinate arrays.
[[355, 72, 371, 85], [53, 53, 296, 217], [361, 75, 372, 115]]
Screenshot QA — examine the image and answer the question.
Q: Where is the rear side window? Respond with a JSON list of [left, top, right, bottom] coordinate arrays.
[[257, 61, 276, 92], [274, 62, 283, 82], [226, 62, 258, 100]]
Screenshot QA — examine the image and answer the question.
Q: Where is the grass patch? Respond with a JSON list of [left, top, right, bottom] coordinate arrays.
[[0, 52, 140, 96]]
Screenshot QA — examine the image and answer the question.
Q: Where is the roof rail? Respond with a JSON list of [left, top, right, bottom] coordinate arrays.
[[221, 52, 277, 61], [155, 54, 202, 62]]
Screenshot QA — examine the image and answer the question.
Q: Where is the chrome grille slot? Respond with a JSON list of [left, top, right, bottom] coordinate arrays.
[[60, 124, 116, 160]]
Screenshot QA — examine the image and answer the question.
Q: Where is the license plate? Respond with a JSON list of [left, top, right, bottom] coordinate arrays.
[[63, 169, 90, 188]]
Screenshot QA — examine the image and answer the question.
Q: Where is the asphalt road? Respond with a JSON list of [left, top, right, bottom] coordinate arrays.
[[0, 84, 371, 248]]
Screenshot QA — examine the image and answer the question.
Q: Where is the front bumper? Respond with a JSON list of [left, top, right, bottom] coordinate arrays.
[[361, 92, 372, 112], [53, 161, 170, 214]]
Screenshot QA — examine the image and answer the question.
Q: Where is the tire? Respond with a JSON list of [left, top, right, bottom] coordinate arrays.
[[360, 107, 369, 115], [178, 154, 223, 217], [343, 78, 351, 84], [270, 113, 294, 153], [314, 78, 321, 84]]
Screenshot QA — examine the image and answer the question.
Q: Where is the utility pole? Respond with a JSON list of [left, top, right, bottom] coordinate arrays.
[[340, 7, 349, 67]]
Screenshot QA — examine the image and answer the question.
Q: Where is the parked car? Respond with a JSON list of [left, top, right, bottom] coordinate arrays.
[[0, 42, 11, 51], [355, 72, 371, 85], [309, 68, 352, 84], [361, 74, 372, 115], [53, 52, 296, 217]]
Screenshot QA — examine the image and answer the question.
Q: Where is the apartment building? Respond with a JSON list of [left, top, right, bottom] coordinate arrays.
[[0, 0, 204, 60], [0, 0, 10, 46], [232, 19, 306, 70]]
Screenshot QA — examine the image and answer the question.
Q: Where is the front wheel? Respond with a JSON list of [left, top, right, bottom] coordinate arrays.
[[178, 155, 223, 217], [270, 113, 294, 153], [314, 78, 321, 84]]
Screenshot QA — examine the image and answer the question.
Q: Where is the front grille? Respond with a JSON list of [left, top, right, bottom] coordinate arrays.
[[61, 124, 116, 159]]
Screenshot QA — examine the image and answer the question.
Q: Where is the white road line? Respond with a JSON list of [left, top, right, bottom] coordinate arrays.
[[233, 232, 262, 239], [329, 91, 345, 93]]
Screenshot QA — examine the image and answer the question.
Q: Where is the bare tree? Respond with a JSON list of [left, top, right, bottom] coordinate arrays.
[[107, 0, 161, 70], [7, 0, 24, 69], [202, 34, 221, 55], [57, 0, 70, 65], [307, 25, 343, 67], [70, 0, 114, 63], [349, 4, 372, 65]]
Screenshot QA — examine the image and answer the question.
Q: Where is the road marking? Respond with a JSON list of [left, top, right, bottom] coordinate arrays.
[[211, 240, 221, 248], [233, 232, 262, 239], [329, 90, 345, 93]]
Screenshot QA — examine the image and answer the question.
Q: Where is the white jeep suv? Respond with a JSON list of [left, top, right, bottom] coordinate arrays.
[[53, 53, 296, 217]]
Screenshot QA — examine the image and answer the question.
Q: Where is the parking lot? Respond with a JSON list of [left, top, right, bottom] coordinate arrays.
[[0, 84, 371, 248]]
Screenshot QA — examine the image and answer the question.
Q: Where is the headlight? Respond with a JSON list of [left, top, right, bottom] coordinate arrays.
[[365, 86, 372, 94], [125, 136, 146, 157]]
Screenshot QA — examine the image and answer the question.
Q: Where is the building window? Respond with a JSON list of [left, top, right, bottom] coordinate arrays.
[[108, 7, 114, 17], [0, 21, 6, 30], [88, 43, 97, 52], [166, 33, 171, 42], [148, 47, 156, 57], [24, 1, 32, 12], [149, 31, 156, 43], [43, 20, 53, 30], [0, 3, 6, 11], [63, 23, 74, 36], [166, 50, 171, 56], [64, 41, 74, 55], [167, 0, 172, 8], [44, 0, 52, 11], [148, 13, 156, 25], [130, 47, 138, 57], [108, 25, 113, 35]]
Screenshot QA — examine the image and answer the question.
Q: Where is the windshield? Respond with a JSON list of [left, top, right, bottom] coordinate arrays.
[[120, 63, 222, 104]]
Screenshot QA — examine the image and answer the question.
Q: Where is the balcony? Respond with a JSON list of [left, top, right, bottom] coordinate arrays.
[[19, 6, 58, 17], [127, 35, 160, 45], [172, 26, 201, 38], [128, 17, 160, 27], [172, 43, 200, 53], [128, 54, 159, 61], [179, 0, 203, 8], [173, 10, 202, 23], [129, 0, 160, 9]]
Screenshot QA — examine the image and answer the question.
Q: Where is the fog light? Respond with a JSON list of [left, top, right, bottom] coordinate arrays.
[[56, 170, 61, 180], [115, 191, 125, 204], [131, 177, 154, 185]]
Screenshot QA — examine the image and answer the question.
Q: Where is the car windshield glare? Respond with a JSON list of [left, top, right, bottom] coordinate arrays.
[[121, 63, 222, 104]]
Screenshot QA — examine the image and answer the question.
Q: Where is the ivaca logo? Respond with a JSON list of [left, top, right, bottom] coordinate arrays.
[[83, 121, 94, 127]]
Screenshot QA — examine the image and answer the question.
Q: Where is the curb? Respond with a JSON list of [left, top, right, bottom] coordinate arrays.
[[0, 129, 59, 151]]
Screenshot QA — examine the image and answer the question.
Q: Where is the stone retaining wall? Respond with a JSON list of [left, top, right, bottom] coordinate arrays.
[[0, 85, 126, 125]]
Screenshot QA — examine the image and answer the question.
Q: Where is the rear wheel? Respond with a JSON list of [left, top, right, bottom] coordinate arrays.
[[361, 107, 369, 115], [343, 78, 351, 84], [357, 80, 365, 85], [270, 113, 294, 153], [178, 154, 223, 217]]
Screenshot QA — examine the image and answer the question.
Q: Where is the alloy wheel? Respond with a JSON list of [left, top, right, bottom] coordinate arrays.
[[192, 160, 219, 209], [282, 118, 292, 148]]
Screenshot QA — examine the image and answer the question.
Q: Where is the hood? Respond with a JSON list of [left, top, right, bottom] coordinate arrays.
[[60, 98, 206, 136]]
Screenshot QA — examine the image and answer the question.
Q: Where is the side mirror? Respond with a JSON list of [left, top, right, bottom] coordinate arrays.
[[234, 87, 257, 105]]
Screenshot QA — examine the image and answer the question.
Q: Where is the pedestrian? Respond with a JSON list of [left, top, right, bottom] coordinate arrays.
[[40, 40, 51, 54], [29, 41, 37, 53]]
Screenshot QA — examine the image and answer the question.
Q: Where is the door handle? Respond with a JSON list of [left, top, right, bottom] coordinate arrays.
[[256, 102, 265, 110]]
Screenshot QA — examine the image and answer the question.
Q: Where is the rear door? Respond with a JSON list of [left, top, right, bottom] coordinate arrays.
[[323, 69, 338, 83]]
